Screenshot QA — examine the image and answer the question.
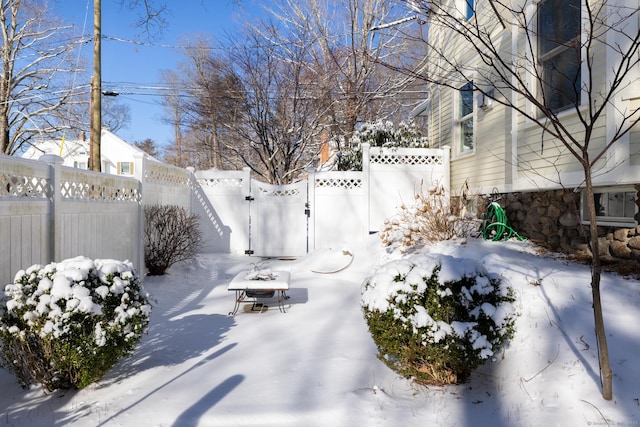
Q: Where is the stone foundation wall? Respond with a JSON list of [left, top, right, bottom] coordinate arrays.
[[468, 185, 640, 262]]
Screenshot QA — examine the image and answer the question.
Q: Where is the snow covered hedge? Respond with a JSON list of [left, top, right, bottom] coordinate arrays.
[[361, 253, 517, 385], [0, 257, 151, 391]]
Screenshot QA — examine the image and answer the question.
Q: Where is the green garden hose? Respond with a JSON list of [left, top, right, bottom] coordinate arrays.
[[482, 202, 527, 241]]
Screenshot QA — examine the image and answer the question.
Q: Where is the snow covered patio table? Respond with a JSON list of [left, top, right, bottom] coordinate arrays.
[[227, 270, 290, 315]]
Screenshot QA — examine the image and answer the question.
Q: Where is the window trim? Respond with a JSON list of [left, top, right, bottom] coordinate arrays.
[[456, 81, 475, 157], [581, 186, 638, 227], [526, 0, 585, 120], [465, 0, 474, 21], [117, 161, 134, 175]]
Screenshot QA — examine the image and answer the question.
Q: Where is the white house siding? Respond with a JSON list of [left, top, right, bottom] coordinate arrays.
[[451, 102, 510, 192], [630, 120, 640, 166], [418, 0, 640, 260], [515, 111, 610, 187], [424, 2, 515, 192], [415, 0, 640, 241]]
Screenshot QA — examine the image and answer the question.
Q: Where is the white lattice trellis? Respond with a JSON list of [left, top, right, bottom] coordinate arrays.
[[315, 177, 363, 189], [370, 153, 444, 166], [255, 185, 301, 197], [199, 177, 244, 188], [60, 180, 140, 202], [2, 174, 49, 197], [145, 163, 190, 185]]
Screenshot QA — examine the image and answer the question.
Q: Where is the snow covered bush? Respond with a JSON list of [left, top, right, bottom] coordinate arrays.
[[144, 204, 202, 275], [0, 257, 151, 391], [361, 253, 517, 385], [379, 183, 480, 252], [337, 119, 428, 170]]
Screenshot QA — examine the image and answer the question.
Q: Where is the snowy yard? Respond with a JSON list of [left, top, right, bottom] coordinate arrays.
[[1, 235, 639, 426]]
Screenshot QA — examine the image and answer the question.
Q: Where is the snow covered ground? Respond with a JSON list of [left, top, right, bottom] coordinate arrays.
[[1, 235, 639, 426]]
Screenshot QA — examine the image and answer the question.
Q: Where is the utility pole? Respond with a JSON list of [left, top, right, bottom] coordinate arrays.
[[89, 0, 102, 171]]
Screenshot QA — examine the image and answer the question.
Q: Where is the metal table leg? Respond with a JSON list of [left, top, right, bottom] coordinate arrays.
[[229, 290, 246, 315]]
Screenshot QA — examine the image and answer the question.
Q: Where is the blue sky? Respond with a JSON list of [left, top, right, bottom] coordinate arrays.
[[54, 0, 260, 148]]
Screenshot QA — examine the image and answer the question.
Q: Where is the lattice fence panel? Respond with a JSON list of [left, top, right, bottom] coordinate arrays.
[[1, 174, 49, 198], [315, 177, 363, 189], [370, 153, 444, 166]]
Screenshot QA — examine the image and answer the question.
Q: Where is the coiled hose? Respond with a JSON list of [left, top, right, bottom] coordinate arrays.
[[482, 202, 527, 241]]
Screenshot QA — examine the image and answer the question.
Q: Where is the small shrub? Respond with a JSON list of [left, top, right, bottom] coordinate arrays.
[[379, 182, 480, 252], [361, 253, 517, 385], [0, 257, 151, 391], [144, 204, 202, 275]]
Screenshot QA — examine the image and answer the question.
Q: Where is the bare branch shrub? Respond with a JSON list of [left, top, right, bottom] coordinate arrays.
[[380, 181, 480, 252], [144, 205, 202, 275]]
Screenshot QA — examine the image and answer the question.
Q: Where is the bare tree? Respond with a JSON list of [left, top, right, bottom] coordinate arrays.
[[101, 97, 130, 133], [223, 23, 325, 184], [158, 69, 188, 167], [261, 0, 422, 146], [159, 35, 250, 171], [0, 0, 80, 155], [395, 0, 640, 400], [180, 35, 247, 170], [117, 0, 167, 39]]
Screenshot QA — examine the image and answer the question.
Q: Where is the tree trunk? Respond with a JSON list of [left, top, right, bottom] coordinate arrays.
[[585, 167, 613, 400]]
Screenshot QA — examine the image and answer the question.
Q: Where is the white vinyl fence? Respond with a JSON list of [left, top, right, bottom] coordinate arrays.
[[0, 153, 191, 287], [1, 144, 449, 285], [192, 144, 450, 256], [310, 170, 369, 251], [367, 145, 451, 230]]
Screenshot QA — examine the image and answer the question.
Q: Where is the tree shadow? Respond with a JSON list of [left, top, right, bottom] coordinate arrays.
[[191, 176, 232, 253], [96, 344, 238, 426], [171, 374, 244, 427], [98, 312, 235, 384]]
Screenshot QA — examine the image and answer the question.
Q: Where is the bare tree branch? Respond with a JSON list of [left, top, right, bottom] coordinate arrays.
[[0, 0, 80, 154], [387, 0, 640, 400]]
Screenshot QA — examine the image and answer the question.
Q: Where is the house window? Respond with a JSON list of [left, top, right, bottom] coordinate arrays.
[[537, 0, 581, 113], [458, 81, 474, 153], [117, 162, 134, 175], [582, 188, 637, 226], [465, 0, 474, 20]]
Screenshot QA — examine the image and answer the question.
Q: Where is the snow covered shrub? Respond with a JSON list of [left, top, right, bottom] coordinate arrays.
[[144, 204, 202, 275], [379, 183, 480, 252], [337, 119, 429, 170], [0, 257, 151, 391], [361, 253, 517, 385]]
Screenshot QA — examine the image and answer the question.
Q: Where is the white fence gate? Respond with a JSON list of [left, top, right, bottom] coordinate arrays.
[[193, 144, 450, 257], [192, 169, 309, 257], [249, 179, 308, 257]]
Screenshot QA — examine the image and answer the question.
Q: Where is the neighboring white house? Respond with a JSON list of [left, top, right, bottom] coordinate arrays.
[[21, 129, 156, 176]]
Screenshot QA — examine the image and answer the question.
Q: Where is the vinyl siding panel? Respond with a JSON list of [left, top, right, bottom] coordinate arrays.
[[427, 0, 638, 190], [631, 98, 640, 165], [451, 101, 510, 191]]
